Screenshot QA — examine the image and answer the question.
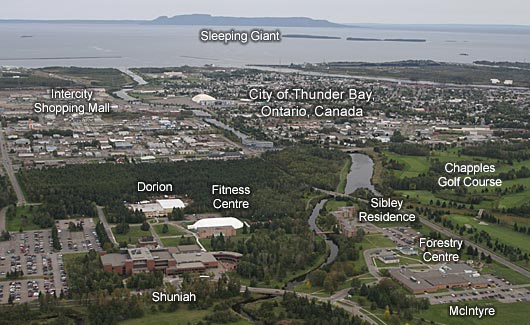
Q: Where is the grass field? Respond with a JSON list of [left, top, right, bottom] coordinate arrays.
[[160, 236, 196, 247], [415, 300, 530, 325], [446, 214, 530, 256], [384, 152, 430, 178], [112, 225, 152, 245], [265, 62, 530, 87], [387, 147, 530, 210], [152, 224, 186, 237], [37, 67, 133, 89], [362, 234, 395, 249], [498, 177, 530, 209], [325, 199, 351, 212], [6, 205, 43, 231], [482, 261, 530, 285], [336, 158, 352, 193]]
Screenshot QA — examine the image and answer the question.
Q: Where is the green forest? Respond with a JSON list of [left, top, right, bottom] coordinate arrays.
[[18, 146, 347, 223]]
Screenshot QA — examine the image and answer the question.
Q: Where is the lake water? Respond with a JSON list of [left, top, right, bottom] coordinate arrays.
[[1, 23, 529, 68]]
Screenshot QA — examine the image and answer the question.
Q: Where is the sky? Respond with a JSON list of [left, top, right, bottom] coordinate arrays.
[[1, 0, 529, 25]]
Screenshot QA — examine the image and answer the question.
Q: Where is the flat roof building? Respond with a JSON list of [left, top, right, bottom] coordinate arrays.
[[389, 263, 489, 294], [101, 246, 241, 276], [128, 198, 186, 217]]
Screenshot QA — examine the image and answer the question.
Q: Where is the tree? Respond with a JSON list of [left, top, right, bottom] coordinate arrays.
[[51, 226, 61, 251], [162, 224, 169, 234], [360, 283, 368, 296], [308, 269, 327, 287], [140, 221, 150, 231], [384, 305, 391, 320], [390, 130, 406, 143], [323, 276, 334, 294]]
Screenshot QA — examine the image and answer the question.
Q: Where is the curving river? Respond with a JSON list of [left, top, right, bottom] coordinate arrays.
[[285, 153, 376, 289]]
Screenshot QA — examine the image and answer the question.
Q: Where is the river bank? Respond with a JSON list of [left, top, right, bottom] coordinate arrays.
[[285, 153, 377, 290]]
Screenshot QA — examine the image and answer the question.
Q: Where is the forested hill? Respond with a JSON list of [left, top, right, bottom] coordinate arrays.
[[18, 146, 347, 222], [149, 14, 350, 28]]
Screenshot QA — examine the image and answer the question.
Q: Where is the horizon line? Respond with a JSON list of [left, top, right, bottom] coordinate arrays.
[[0, 15, 528, 28]]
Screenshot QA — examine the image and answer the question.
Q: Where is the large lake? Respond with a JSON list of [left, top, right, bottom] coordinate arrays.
[[1, 23, 529, 68]]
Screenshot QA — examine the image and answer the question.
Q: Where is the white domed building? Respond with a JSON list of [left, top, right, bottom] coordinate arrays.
[[192, 93, 216, 105]]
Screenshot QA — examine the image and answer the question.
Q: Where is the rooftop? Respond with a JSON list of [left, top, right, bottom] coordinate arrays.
[[127, 247, 153, 260], [156, 199, 186, 210], [187, 217, 244, 230]]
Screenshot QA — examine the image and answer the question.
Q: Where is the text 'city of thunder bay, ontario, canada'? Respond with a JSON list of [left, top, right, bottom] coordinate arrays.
[[248, 88, 372, 118]]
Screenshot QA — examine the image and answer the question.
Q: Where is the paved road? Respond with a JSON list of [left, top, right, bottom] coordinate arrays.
[[96, 206, 118, 246], [363, 247, 390, 281], [149, 222, 163, 246], [167, 220, 207, 251], [245, 286, 377, 324], [0, 206, 7, 232], [0, 129, 26, 205], [314, 187, 530, 280], [418, 216, 530, 279]]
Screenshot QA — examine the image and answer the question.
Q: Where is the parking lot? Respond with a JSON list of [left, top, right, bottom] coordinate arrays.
[[55, 218, 102, 253], [383, 226, 420, 247], [0, 218, 102, 303], [426, 285, 530, 304]]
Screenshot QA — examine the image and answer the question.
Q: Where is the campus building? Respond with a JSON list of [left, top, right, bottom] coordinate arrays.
[[128, 198, 186, 218], [100, 246, 242, 276], [187, 217, 245, 239], [389, 263, 490, 294]]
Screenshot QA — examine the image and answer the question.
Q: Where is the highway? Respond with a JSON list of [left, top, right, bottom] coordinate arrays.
[[0, 129, 26, 205]]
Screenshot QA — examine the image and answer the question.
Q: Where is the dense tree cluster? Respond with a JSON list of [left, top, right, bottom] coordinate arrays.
[[106, 205, 145, 224], [0, 304, 39, 324], [180, 273, 241, 310], [167, 207, 184, 221], [0, 176, 15, 209], [68, 221, 83, 232], [389, 143, 430, 156], [95, 221, 112, 250], [51, 226, 61, 251], [280, 293, 364, 325], [507, 203, 530, 217], [87, 288, 144, 325], [461, 142, 530, 161], [357, 279, 430, 323], [64, 250, 123, 298], [237, 220, 325, 284], [19, 146, 347, 222], [126, 271, 163, 290]]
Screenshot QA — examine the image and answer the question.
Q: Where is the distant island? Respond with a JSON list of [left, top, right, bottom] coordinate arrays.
[[283, 34, 341, 40], [0, 14, 353, 28], [149, 14, 352, 28], [346, 37, 426, 42]]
